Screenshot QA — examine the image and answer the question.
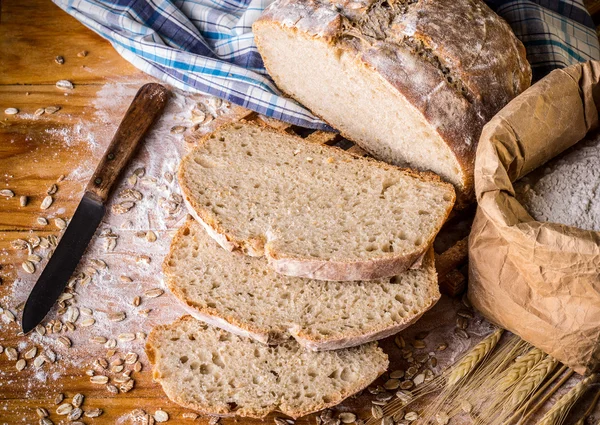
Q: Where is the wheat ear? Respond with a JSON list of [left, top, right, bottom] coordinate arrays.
[[447, 328, 504, 386], [498, 348, 545, 392], [509, 355, 558, 408], [536, 374, 598, 425]]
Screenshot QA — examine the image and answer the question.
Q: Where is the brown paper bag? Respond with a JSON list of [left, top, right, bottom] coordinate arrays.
[[468, 61, 600, 375]]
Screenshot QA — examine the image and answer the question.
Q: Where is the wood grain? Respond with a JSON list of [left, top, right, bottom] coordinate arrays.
[[86, 84, 169, 203]]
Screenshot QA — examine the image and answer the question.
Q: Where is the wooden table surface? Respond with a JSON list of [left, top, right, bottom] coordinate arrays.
[[0, 1, 598, 424]]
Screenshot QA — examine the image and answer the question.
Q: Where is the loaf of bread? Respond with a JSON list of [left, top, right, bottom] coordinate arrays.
[[178, 121, 455, 281], [164, 218, 440, 350], [253, 0, 531, 203], [146, 316, 389, 418]]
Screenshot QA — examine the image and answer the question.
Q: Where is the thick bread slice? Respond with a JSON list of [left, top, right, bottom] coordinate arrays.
[[253, 0, 531, 204], [146, 316, 389, 418], [164, 219, 440, 350], [178, 121, 455, 281]]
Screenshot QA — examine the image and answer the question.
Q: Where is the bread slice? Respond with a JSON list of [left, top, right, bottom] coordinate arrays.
[[178, 121, 455, 281], [146, 316, 389, 418], [164, 219, 440, 350], [253, 0, 531, 204]]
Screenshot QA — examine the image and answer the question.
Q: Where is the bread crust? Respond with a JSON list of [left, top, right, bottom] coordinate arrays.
[[163, 222, 440, 350], [253, 0, 531, 205], [178, 121, 455, 280], [146, 316, 389, 418]]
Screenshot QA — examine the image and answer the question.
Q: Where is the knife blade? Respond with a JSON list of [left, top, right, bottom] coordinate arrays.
[[22, 83, 169, 334]]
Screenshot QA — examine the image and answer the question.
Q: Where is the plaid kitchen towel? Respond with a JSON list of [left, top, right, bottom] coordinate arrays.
[[54, 0, 600, 129]]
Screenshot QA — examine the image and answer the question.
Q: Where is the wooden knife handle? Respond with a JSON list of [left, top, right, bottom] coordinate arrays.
[[85, 83, 169, 203]]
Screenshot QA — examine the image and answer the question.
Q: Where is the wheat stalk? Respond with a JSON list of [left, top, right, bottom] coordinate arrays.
[[498, 348, 544, 392], [536, 374, 598, 425], [508, 355, 558, 407], [447, 328, 504, 386]]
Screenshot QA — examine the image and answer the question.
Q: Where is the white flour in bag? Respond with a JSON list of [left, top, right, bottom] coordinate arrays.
[[515, 129, 600, 232]]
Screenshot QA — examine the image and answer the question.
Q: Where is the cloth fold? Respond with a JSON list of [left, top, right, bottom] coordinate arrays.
[[54, 0, 600, 128]]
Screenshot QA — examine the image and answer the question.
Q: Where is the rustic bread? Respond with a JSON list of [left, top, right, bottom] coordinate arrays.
[[178, 121, 455, 281], [164, 219, 440, 350], [253, 0, 531, 204], [146, 316, 389, 418]]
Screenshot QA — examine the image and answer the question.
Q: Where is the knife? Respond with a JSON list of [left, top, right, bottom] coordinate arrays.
[[21, 83, 169, 334]]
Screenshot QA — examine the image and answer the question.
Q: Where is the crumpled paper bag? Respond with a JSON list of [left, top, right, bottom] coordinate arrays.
[[468, 61, 600, 375]]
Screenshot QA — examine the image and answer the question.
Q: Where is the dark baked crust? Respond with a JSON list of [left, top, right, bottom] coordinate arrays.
[[253, 0, 531, 204]]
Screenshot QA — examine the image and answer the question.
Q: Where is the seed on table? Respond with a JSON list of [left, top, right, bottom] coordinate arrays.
[[455, 329, 469, 339], [106, 383, 119, 394], [80, 318, 95, 327], [40, 418, 53, 425], [457, 317, 468, 330], [133, 361, 143, 372], [15, 359, 26, 371], [400, 380, 414, 390], [90, 375, 109, 384], [19, 195, 28, 206], [33, 356, 46, 368], [137, 309, 151, 317], [34, 108, 45, 117], [118, 333, 135, 342], [37, 217, 48, 226], [105, 339, 117, 349], [56, 403, 73, 415], [146, 231, 157, 242], [132, 296, 141, 307], [413, 374, 425, 386], [136, 332, 146, 340], [0, 189, 15, 197], [125, 352, 138, 364], [90, 336, 107, 344], [338, 413, 356, 424], [40, 195, 53, 210], [5, 347, 17, 361], [56, 80, 74, 90], [84, 408, 103, 418], [54, 393, 65, 405], [108, 311, 126, 322], [437, 342, 448, 351], [47, 184, 58, 195], [80, 307, 93, 316], [136, 255, 151, 264], [45, 349, 56, 363], [45, 106, 60, 115], [144, 288, 164, 298], [22, 261, 35, 274], [28, 254, 42, 263], [58, 336, 71, 348], [390, 370, 404, 379], [4, 108, 19, 115], [170, 125, 186, 134], [394, 335, 405, 349], [412, 340, 426, 349], [24, 346, 37, 359], [55, 56, 65, 64], [120, 275, 133, 283], [405, 412, 419, 421], [36, 407, 49, 418], [68, 407, 83, 420], [154, 410, 169, 422], [72, 393, 84, 408], [384, 379, 400, 390]]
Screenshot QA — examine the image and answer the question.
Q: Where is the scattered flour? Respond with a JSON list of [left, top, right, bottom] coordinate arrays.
[[515, 129, 600, 232]]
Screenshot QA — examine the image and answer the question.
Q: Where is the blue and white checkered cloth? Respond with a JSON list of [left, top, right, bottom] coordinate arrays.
[[54, 0, 600, 129]]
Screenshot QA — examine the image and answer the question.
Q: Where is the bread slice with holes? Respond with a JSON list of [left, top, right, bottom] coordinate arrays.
[[146, 316, 389, 418], [165, 218, 440, 350], [178, 121, 455, 281]]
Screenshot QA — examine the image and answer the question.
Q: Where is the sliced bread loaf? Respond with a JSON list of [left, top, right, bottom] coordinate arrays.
[[164, 219, 440, 350], [253, 0, 531, 204], [178, 121, 455, 280], [146, 316, 389, 418]]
